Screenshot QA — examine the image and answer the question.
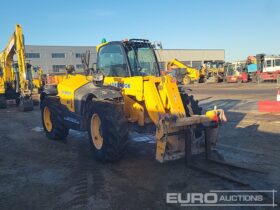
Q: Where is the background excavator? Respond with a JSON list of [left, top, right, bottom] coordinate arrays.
[[40, 39, 226, 163], [166, 58, 201, 85], [0, 24, 33, 111]]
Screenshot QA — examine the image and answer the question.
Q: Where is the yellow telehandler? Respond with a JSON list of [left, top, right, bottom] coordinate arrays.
[[40, 39, 226, 163], [0, 24, 33, 111], [166, 58, 201, 85]]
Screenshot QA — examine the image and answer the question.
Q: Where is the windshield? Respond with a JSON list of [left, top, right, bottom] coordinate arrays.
[[125, 43, 159, 76], [228, 64, 235, 71]]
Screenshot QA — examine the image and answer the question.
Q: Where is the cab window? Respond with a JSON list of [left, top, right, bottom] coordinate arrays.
[[97, 44, 129, 77], [275, 59, 280, 66], [266, 60, 272, 67]]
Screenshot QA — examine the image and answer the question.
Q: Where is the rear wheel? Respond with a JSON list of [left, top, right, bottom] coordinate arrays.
[[182, 76, 191, 85], [41, 97, 69, 140], [18, 97, 34, 112], [0, 95, 7, 109], [256, 75, 263, 84], [86, 101, 129, 162]]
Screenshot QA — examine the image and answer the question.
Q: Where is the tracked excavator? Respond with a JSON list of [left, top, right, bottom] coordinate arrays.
[[0, 24, 33, 111], [40, 39, 226, 163]]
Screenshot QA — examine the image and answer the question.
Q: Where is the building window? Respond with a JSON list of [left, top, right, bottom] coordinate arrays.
[[182, 61, 191, 66], [52, 65, 66, 72], [26, 53, 40, 58], [75, 53, 85, 58], [76, 64, 84, 69], [51, 53, 65, 58], [192, 61, 202, 69]]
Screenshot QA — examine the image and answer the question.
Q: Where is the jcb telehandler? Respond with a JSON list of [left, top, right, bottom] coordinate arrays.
[[166, 58, 201, 85], [40, 39, 226, 163]]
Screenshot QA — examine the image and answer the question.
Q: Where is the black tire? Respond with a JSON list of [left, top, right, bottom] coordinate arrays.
[[180, 90, 203, 139], [0, 95, 7, 109], [180, 91, 202, 117], [252, 74, 257, 83], [18, 97, 34, 112], [277, 74, 280, 84], [41, 97, 69, 140], [257, 75, 263, 84], [86, 101, 129, 162]]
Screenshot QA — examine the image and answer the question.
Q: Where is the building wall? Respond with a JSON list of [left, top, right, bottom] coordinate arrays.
[[25, 45, 97, 74], [25, 45, 225, 74], [155, 49, 225, 69]]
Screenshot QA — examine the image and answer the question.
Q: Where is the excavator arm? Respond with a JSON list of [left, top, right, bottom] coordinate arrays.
[[15, 24, 32, 95]]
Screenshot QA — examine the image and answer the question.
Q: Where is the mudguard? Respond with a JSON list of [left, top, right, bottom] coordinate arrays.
[[74, 82, 122, 115]]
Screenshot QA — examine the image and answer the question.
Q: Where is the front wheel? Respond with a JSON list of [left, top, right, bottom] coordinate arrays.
[[257, 75, 263, 84], [277, 74, 280, 84], [86, 101, 129, 162]]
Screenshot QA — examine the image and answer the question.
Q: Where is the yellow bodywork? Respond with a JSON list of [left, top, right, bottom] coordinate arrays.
[[167, 58, 200, 83], [57, 74, 91, 112], [103, 76, 186, 126]]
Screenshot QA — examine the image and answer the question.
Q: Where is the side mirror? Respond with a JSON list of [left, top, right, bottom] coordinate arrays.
[[92, 63, 97, 72]]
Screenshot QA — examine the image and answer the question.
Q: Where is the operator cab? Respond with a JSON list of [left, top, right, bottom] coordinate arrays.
[[256, 54, 280, 73], [96, 39, 160, 77], [226, 62, 246, 76]]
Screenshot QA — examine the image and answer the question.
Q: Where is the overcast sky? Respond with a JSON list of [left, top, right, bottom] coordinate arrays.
[[0, 0, 279, 61]]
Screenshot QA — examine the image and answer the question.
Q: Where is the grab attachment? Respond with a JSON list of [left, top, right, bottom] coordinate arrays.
[[155, 110, 226, 163]]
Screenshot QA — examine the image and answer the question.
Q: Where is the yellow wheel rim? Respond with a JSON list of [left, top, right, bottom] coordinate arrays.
[[91, 114, 103, 150], [183, 77, 190, 85], [43, 106, 52, 132]]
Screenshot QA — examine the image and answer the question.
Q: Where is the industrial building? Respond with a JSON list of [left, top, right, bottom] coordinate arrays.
[[25, 45, 225, 74], [155, 49, 225, 70], [25, 45, 97, 74]]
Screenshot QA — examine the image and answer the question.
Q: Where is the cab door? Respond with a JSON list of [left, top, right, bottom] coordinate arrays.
[[264, 59, 274, 72]]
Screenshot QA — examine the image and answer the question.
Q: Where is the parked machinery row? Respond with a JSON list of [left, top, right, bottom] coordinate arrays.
[[166, 55, 280, 85]]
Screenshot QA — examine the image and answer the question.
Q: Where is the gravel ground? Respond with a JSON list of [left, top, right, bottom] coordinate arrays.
[[0, 83, 279, 210]]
